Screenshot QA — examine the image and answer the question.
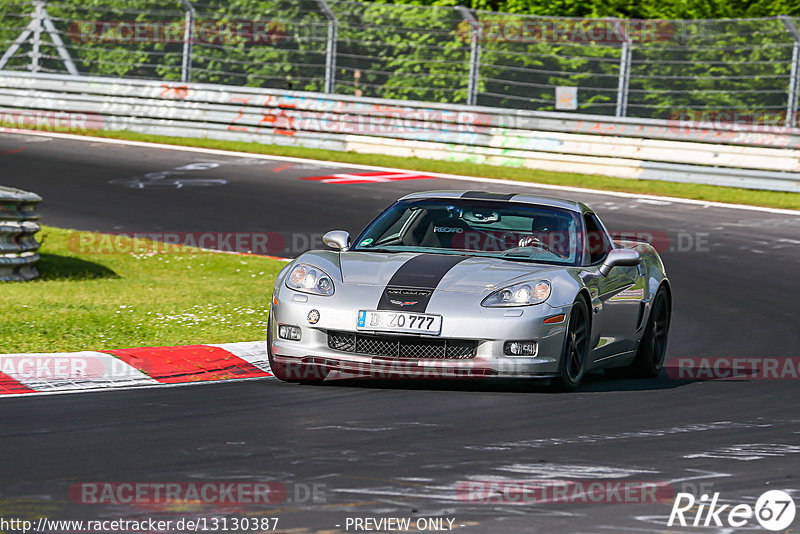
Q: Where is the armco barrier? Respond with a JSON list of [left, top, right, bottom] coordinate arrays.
[[1, 71, 800, 192], [0, 185, 41, 281]]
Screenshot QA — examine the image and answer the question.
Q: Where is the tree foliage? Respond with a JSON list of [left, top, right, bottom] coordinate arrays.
[[375, 0, 800, 19], [0, 0, 797, 122]]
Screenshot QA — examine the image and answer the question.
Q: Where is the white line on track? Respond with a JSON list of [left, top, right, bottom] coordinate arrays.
[[0, 376, 271, 398], [5, 128, 800, 217]]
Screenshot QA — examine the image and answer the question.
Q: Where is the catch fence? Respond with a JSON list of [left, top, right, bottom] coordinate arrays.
[[0, 1, 799, 124]]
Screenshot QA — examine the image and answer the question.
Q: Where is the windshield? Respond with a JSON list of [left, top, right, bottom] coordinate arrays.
[[353, 199, 582, 265]]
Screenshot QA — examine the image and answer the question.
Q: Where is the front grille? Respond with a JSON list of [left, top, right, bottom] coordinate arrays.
[[327, 331, 477, 359]]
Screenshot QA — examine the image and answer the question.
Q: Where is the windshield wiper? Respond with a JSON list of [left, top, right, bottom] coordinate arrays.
[[497, 255, 536, 263], [355, 248, 401, 254]]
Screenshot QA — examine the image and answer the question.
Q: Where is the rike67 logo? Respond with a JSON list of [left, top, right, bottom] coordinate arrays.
[[668, 490, 796, 531]]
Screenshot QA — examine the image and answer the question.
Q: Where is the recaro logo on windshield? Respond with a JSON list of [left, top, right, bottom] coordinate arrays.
[[433, 226, 464, 233]]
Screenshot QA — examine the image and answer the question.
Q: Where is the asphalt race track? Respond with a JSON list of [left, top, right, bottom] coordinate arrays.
[[2, 131, 800, 533]]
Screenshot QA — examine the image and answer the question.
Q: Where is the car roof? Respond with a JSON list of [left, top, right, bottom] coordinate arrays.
[[398, 190, 588, 213]]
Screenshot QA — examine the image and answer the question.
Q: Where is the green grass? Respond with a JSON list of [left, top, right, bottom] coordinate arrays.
[[75, 129, 800, 211], [0, 226, 286, 353]]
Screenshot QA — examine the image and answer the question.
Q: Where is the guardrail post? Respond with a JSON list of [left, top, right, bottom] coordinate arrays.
[[180, 0, 195, 83], [780, 16, 800, 128], [455, 6, 481, 106], [315, 0, 338, 93], [615, 39, 632, 118]]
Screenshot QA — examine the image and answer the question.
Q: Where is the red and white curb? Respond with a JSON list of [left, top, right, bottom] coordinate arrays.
[[0, 341, 274, 396]]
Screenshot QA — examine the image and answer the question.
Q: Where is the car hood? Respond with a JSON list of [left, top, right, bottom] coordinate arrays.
[[335, 251, 563, 293]]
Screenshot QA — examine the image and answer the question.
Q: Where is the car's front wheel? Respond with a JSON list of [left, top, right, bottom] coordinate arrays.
[[606, 285, 671, 379], [631, 286, 671, 377], [552, 297, 590, 392]]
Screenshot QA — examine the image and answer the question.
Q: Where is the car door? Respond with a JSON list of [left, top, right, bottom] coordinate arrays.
[[581, 212, 643, 359]]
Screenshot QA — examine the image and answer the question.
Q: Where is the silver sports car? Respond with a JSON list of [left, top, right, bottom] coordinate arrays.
[[268, 191, 671, 390]]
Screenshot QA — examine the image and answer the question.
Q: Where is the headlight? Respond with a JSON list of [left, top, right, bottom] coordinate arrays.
[[482, 280, 550, 307], [285, 263, 335, 296]]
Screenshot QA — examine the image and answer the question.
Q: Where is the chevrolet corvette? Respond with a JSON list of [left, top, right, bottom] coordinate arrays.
[[268, 191, 671, 390]]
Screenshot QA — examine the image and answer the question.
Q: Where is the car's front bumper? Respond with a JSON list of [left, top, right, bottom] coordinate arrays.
[[270, 288, 571, 380]]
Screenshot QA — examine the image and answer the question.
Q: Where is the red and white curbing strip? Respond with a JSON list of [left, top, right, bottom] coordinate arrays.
[[0, 341, 274, 396]]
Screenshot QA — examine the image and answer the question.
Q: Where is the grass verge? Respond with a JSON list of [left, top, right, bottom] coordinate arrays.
[[0, 226, 286, 353], [42, 128, 800, 211]]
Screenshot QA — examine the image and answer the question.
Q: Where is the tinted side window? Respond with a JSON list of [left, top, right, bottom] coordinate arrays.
[[584, 213, 611, 264]]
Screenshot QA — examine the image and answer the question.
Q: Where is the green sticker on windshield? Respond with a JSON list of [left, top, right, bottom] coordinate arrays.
[[360, 238, 374, 246]]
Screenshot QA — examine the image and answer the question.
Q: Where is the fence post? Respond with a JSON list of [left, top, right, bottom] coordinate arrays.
[[180, 0, 195, 83], [455, 6, 481, 107], [41, 3, 79, 75], [30, 0, 44, 73], [0, 14, 34, 70], [615, 39, 632, 117], [315, 0, 338, 93], [780, 16, 800, 128], [0, 1, 79, 74]]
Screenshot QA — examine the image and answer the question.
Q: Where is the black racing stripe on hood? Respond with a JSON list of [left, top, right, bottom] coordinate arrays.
[[377, 253, 468, 312], [460, 191, 516, 200]]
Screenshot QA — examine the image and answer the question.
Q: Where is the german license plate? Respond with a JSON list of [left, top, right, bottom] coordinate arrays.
[[357, 310, 442, 335]]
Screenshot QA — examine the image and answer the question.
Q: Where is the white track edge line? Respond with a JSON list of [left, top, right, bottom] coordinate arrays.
[[0, 375, 274, 399]]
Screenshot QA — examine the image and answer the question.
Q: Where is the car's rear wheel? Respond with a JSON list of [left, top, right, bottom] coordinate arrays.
[[267, 308, 326, 384], [552, 297, 590, 392]]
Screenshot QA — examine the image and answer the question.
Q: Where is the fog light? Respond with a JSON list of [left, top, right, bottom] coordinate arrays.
[[278, 324, 301, 341], [307, 309, 320, 324], [504, 341, 537, 356]]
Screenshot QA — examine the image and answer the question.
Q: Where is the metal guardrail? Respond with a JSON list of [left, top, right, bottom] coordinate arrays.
[[0, 186, 41, 281], [1, 71, 799, 192]]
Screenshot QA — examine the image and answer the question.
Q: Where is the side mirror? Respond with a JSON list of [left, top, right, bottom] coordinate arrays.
[[598, 248, 640, 276], [323, 230, 351, 252]]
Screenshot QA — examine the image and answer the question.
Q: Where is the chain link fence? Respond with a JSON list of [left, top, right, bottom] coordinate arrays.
[[1, 0, 799, 126]]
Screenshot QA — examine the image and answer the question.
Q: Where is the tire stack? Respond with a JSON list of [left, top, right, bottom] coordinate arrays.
[[0, 186, 42, 281]]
